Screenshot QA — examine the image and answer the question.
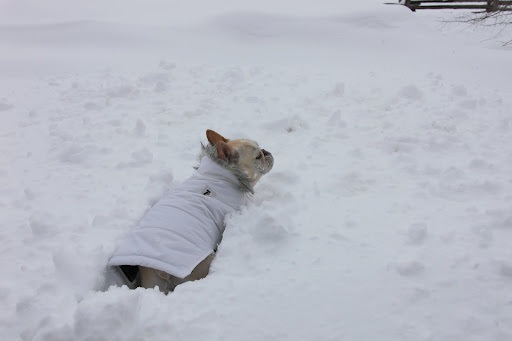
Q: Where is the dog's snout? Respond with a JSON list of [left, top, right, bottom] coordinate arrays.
[[261, 149, 273, 173]]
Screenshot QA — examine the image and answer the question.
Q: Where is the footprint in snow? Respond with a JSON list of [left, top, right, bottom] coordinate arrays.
[[405, 223, 428, 245], [117, 148, 153, 169], [499, 262, 512, 278], [83, 102, 102, 111], [0, 102, 13, 111], [159, 60, 176, 71], [29, 212, 60, 238], [326, 82, 345, 98], [133, 119, 147, 137], [399, 84, 423, 101], [393, 261, 425, 277], [451, 85, 467, 97]]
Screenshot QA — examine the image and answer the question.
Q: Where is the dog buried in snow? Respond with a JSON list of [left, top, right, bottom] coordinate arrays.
[[107, 130, 273, 293]]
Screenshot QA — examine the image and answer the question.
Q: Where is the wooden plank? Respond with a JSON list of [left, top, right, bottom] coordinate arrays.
[[410, 4, 489, 9], [409, 0, 511, 5], [410, 0, 487, 3]]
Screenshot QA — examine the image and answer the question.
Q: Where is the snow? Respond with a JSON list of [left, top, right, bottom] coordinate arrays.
[[1, 0, 512, 340]]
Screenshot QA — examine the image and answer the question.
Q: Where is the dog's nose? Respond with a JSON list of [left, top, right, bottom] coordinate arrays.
[[262, 149, 271, 156]]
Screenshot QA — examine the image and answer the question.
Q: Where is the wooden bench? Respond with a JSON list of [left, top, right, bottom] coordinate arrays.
[[395, 0, 512, 12]]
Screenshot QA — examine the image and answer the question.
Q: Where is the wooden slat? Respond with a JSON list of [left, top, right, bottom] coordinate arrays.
[[410, 0, 488, 3], [393, 0, 511, 11], [410, 4, 489, 8]]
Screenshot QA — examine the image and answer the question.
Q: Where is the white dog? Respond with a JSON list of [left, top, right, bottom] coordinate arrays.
[[107, 130, 274, 293]]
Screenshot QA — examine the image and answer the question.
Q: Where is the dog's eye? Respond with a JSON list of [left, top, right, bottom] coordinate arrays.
[[255, 154, 262, 160]]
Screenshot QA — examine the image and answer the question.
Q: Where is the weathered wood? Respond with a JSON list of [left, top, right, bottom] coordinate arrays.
[[394, 0, 511, 11], [411, 0, 490, 3], [410, 4, 488, 9]]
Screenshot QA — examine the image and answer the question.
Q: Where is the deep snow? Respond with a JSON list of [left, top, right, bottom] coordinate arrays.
[[1, 1, 512, 340]]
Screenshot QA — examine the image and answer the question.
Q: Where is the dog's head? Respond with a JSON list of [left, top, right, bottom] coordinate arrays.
[[206, 129, 273, 186]]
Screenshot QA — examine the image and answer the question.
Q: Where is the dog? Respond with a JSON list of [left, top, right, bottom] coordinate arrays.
[[107, 129, 273, 293]]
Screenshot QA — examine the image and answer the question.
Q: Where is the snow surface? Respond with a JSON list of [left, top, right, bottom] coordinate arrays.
[[1, 1, 512, 340]]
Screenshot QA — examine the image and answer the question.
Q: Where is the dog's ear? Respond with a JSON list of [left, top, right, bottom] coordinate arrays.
[[206, 130, 229, 145], [206, 130, 237, 162], [216, 141, 237, 162]]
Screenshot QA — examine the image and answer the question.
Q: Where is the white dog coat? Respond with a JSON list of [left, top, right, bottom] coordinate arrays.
[[108, 156, 245, 279]]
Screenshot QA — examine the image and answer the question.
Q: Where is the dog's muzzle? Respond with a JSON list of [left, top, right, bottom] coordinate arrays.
[[259, 149, 274, 174]]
